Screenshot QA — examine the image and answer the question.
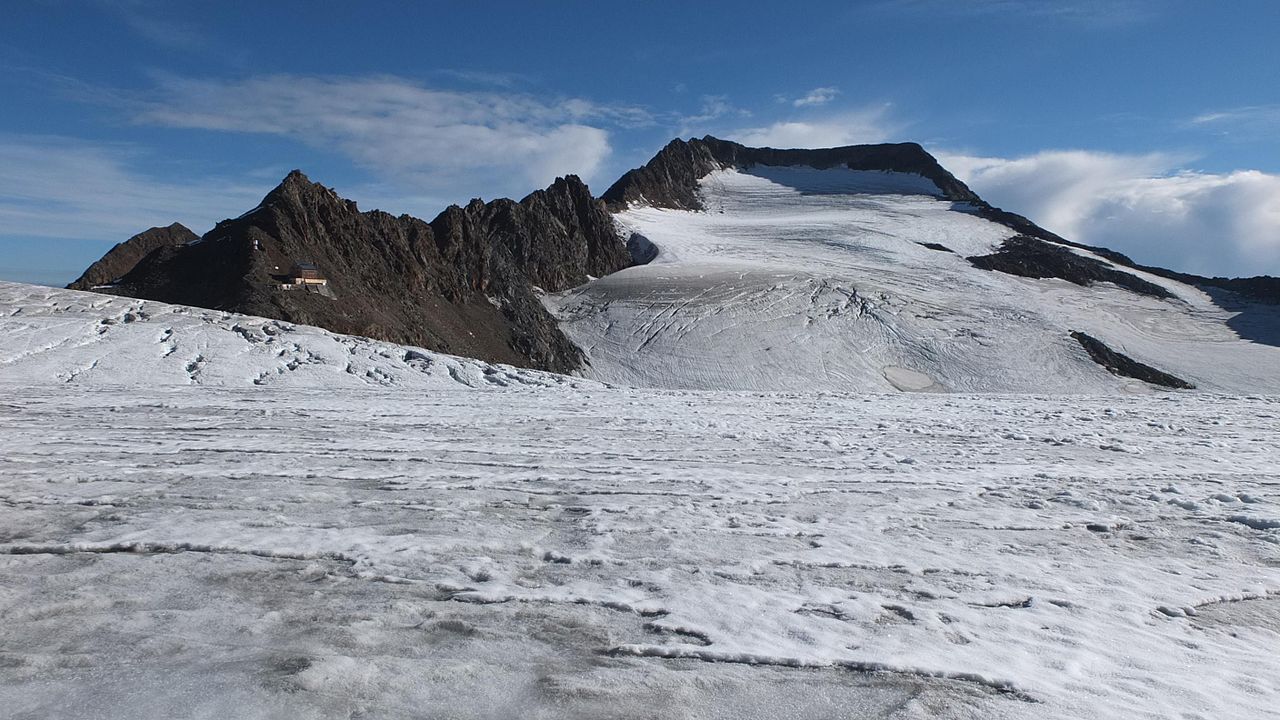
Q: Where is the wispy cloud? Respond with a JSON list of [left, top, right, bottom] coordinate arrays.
[[128, 74, 643, 198], [116, 12, 208, 51], [1188, 105, 1280, 138], [0, 135, 266, 242], [433, 68, 533, 89], [874, 0, 1158, 25], [94, 0, 246, 63], [722, 105, 900, 148], [939, 148, 1280, 277], [675, 95, 751, 134], [80, 0, 264, 72], [791, 87, 840, 108]]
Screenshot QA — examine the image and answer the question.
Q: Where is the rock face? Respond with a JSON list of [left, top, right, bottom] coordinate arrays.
[[89, 172, 630, 372], [602, 136, 980, 211], [67, 223, 198, 290]]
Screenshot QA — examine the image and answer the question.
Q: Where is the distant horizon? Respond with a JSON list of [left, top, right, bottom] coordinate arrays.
[[3, 1, 1279, 283]]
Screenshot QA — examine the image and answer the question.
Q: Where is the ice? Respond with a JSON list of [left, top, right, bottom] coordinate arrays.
[[1, 282, 1278, 718]]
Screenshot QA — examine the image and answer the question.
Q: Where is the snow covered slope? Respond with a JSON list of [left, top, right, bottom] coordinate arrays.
[[2, 379, 1279, 719], [0, 281, 594, 390], [549, 166, 1280, 393]]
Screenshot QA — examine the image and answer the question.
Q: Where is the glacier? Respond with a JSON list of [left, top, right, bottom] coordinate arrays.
[[1, 278, 1278, 719], [549, 166, 1280, 393]]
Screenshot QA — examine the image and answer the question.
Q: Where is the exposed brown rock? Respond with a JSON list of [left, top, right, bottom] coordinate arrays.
[[91, 171, 630, 372]]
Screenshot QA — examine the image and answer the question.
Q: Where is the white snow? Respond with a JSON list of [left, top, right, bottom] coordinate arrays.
[[1, 281, 1278, 718], [548, 168, 1280, 393]]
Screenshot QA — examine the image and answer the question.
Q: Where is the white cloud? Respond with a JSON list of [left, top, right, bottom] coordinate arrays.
[[792, 87, 840, 108], [1188, 105, 1280, 138], [0, 136, 265, 242], [939, 149, 1280, 277], [726, 107, 898, 148], [132, 74, 629, 199]]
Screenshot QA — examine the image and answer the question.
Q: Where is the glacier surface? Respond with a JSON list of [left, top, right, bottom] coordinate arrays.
[[549, 167, 1280, 393], [1, 280, 1278, 719]]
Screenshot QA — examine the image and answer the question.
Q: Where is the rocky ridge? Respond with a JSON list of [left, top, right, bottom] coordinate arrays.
[[68, 223, 198, 291], [92, 172, 630, 372], [601, 135, 980, 211]]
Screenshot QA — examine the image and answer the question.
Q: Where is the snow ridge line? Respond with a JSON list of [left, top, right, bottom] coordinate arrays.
[[447, 590, 668, 617], [607, 644, 1038, 701], [0, 541, 356, 564], [1225, 515, 1280, 531], [1157, 589, 1280, 618], [1193, 589, 1280, 609]]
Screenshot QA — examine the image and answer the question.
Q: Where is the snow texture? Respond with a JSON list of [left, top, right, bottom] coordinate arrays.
[[1, 281, 1278, 719], [0, 282, 592, 391], [549, 167, 1280, 393]]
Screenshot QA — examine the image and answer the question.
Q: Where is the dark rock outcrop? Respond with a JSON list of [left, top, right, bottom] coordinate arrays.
[[602, 136, 980, 211], [67, 223, 198, 290], [1076, 249, 1280, 305], [967, 236, 1174, 300], [916, 242, 955, 254], [970, 210, 1280, 304], [90, 171, 631, 372], [626, 232, 659, 265], [1071, 332, 1194, 389]]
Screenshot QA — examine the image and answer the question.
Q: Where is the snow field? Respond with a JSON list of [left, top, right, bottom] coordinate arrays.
[[1, 381, 1277, 719]]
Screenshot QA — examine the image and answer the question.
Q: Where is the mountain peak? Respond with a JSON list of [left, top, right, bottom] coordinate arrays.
[[602, 136, 980, 211], [259, 169, 348, 211]]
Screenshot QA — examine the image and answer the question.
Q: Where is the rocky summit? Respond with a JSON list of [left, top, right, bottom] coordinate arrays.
[[601, 135, 982, 211]]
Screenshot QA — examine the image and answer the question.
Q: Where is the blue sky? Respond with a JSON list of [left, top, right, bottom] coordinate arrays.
[[2, 0, 1279, 284]]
